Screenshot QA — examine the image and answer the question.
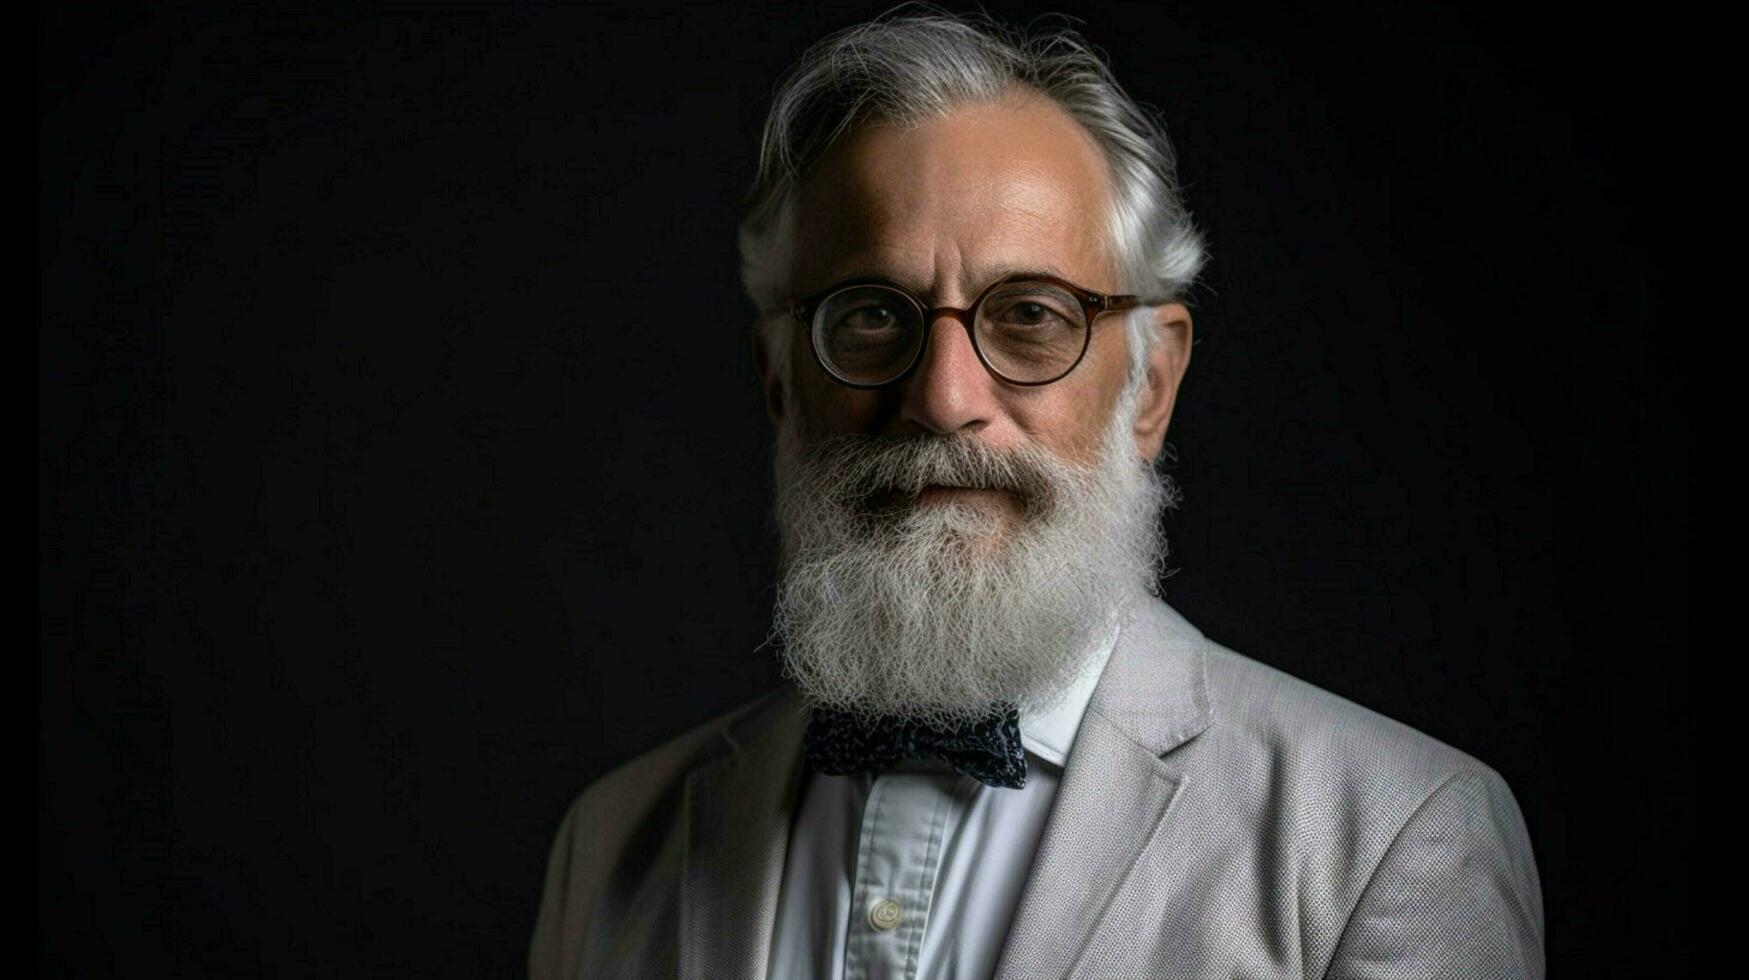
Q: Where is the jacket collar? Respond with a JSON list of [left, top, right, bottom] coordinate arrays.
[[1086, 592, 1213, 757], [679, 691, 807, 980], [994, 593, 1213, 978]]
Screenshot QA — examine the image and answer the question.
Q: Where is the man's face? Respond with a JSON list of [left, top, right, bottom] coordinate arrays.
[[753, 91, 1191, 724], [759, 91, 1191, 525]]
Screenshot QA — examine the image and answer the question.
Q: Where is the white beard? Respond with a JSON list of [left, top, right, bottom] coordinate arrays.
[[769, 377, 1177, 728]]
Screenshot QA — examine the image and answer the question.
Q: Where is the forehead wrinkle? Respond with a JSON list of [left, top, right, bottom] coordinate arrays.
[[930, 170, 1115, 296], [812, 250, 1098, 307], [806, 241, 940, 296], [827, 201, 1099, 300], [788, 98, 1119, 304]]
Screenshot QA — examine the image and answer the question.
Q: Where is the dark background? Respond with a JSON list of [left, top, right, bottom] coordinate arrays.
[[38, 1, 1690, 976]]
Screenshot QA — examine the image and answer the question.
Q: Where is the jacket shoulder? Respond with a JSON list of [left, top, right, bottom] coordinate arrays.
[[1182, 627, 1542, 974], [529, 688, 792, 980], [565, 687, 789, 832]]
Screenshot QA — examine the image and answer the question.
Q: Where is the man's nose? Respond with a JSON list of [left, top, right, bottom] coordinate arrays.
[[895, 313, 997, 436]]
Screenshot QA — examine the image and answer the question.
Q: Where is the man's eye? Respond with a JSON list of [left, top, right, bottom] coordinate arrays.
[[991, 298, 1070, 328], [845, 306, 900, 330]]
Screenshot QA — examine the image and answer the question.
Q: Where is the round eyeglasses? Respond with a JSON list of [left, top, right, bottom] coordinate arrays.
[[790, 274, 1144, 388]]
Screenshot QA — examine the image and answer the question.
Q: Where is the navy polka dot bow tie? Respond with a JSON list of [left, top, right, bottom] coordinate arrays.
[[804, 703, 1028, 789]]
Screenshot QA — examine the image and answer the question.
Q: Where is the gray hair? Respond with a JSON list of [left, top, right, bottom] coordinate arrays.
[[737, 7, 1209, 385]]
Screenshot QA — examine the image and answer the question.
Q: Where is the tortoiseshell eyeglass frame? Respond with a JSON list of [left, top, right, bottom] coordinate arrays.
[[789, 273, 1144, 389]]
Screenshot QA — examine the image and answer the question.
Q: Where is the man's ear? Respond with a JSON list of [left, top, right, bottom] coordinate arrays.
[[751, 322, 785, 431], [1131, 302, 1193, 461]]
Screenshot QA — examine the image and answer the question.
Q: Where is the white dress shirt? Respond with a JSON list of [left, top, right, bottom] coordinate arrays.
[[766, 620, 1121, 980]]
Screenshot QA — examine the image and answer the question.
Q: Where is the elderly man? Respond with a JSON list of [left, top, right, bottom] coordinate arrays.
[[530, 11, 1544, 980]]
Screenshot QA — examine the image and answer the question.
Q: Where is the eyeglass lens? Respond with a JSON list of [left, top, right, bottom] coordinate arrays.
[[812, 280, 1087, 385]]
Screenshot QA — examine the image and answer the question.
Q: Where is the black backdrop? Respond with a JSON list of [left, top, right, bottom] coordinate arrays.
[[38, 1, 1691, 976]]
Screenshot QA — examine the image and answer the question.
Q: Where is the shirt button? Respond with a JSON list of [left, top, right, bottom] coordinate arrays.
[[868, 898, 903, 931]]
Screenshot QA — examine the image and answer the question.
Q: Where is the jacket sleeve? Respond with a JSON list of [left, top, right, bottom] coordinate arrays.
[[1323, 767, 1546, 980]]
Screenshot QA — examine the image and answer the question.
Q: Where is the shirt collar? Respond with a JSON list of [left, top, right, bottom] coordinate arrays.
[[1019, 616, 1122, 768]]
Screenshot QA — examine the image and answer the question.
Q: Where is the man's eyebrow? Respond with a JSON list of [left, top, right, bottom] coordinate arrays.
[[815, 268, 920, 291], [811, 264, 1080, 301], [969, 265, 1076, 288]]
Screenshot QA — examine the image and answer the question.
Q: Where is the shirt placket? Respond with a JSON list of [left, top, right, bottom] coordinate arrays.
[[843, 770, 956, 980]]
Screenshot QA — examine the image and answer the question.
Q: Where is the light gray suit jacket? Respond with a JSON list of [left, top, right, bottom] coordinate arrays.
[[530, 596, 1544, 979]]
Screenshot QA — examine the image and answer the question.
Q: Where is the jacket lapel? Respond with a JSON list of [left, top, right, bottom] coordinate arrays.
[[993, 596, 1213, 979], [679, 691, 809, 980]]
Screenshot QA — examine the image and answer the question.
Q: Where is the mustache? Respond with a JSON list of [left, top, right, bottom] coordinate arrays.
[[791, 431, 1076, 516]]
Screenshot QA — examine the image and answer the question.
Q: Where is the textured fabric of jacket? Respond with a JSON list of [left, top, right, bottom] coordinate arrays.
[[529, 595, 1545, 979]]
